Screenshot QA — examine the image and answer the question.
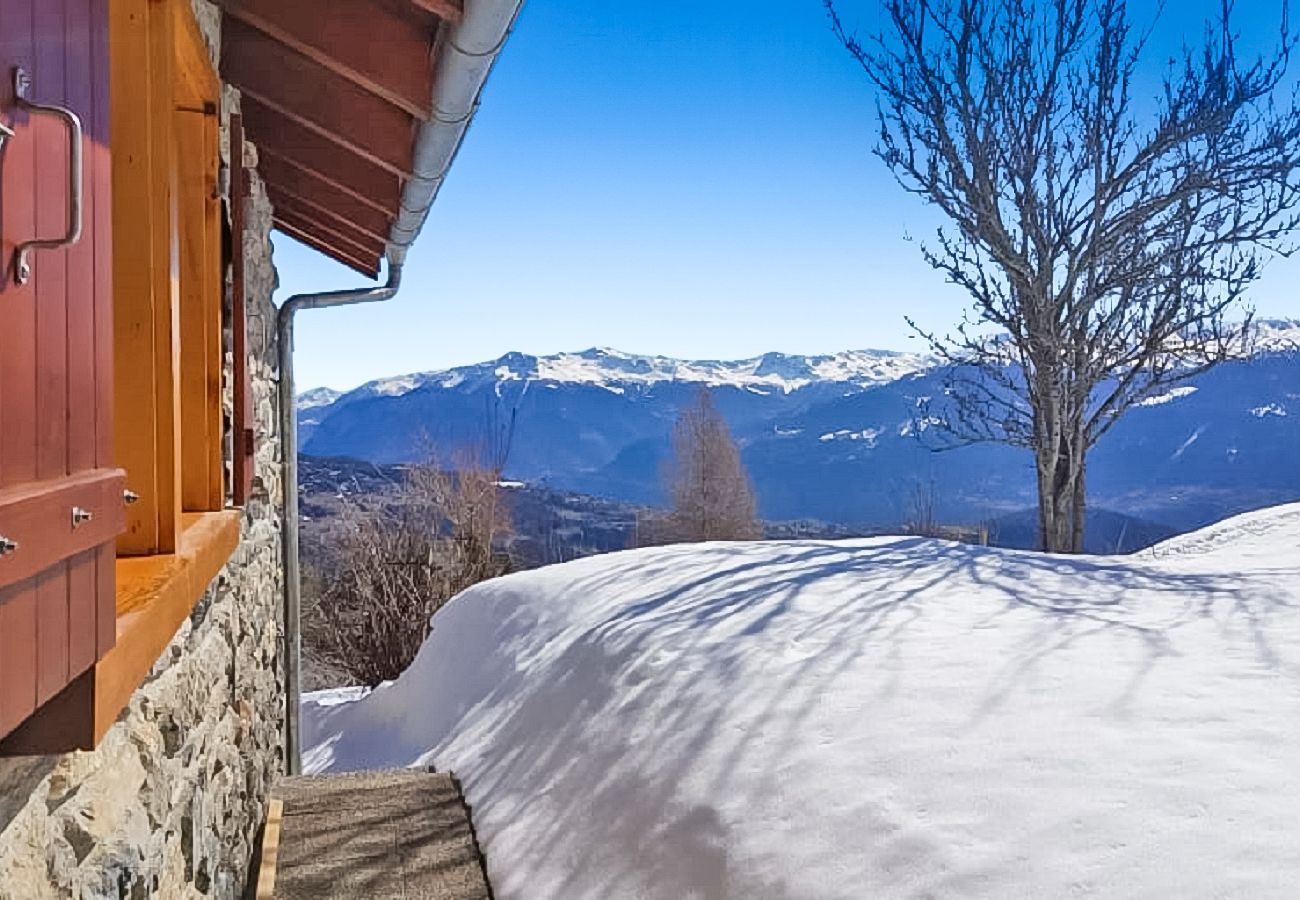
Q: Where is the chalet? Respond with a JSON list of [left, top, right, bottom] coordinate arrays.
[[0, 0, 520, 894]]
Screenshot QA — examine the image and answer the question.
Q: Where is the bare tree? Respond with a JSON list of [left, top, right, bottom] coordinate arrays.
[[660, 388, 763, 542], [828, 0, 1300, 552]]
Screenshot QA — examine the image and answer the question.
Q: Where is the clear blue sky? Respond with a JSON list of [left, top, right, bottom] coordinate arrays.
[[278, 0, 1300, 392]]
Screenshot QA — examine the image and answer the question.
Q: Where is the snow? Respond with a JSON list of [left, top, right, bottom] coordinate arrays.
[[818, 427, 882, 446], [1137, 385, 1198, 407], [302, 505, 1300, 899], [368, 374, 429, 397], [296, 386, 343, 409], [456, 347, 931, 395], [1252, 403, 1288, 418], [1172, 427, 1204, 459], [899, 415, 944, 437], [1255, 317, 1300, 351]]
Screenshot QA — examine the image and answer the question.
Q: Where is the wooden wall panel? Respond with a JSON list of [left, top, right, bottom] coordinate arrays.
[[0, 0, 43, 738], [70, 0, 112, 666], [33, 0, 74, 708], [91, 0, 116, 658], [1, 0, 39, 491], [0, 582, 38, 738]]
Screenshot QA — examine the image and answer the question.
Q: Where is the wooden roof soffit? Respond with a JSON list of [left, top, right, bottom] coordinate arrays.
[[214, 0, 437, 119], [221, 16, 417, 176], [240, 99, 403, 215], [273, 218, 381, 279], [268, 189, 389, 257], [218, 0, 464, 273], [256, 160, 395, 244]]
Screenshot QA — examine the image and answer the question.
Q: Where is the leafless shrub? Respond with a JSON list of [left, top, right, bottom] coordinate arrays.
[[303, 447, 512, 687]]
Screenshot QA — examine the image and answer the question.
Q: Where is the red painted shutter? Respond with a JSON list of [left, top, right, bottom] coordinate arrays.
[[230, 112, 256, 506], [0, 0, 122, 741]]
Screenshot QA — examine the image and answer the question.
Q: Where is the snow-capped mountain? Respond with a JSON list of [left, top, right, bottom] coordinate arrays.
[[299, 325, 1300, 532], [1256, 316, 1300, 350], [323, 346, 931, 402]]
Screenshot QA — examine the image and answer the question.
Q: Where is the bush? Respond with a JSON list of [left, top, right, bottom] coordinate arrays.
[[303, 460, 512, 687]]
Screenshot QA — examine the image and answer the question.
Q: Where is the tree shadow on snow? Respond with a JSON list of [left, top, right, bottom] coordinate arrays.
[[437, 537, 1293, 896]]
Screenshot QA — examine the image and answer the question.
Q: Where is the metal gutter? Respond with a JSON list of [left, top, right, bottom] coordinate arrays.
[[387, 0, 526, 264], [277, 263, 402, 775], [275, 0, 526, 774]]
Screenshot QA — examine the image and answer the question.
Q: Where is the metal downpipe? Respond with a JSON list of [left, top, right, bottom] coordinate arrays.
[[276, 262, 403, 775]]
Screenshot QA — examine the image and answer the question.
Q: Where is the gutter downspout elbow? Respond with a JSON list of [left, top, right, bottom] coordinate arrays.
[[277, 261, 403, 775]]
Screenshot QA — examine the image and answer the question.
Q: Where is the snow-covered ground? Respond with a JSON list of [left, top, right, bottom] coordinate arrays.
[[303, 505, 1300, 899]]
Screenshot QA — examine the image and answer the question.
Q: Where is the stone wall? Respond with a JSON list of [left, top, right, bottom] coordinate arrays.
[[0, 3, 287, 897]]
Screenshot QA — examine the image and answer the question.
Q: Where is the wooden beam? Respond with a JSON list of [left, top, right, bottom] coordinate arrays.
[[256, 798, 285, 899], [215, 0, 436, 119], [173, 0, 220, 110], [272, 202, 386, 263], [111, 0, 182, 556], [221, 16, 416, 176], [410, 0, 464, 23], [259, 165, 394, 244], [230, 113, 255, 508], [240, 99, 402, 215], [175, 105, 225, 513], [273, 221, 380, 279]]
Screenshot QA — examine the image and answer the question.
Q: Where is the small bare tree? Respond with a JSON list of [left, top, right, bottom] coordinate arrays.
[[903, 477, 941, 537], [829, 0, 1300, 552], [660, 388, 763, 542]]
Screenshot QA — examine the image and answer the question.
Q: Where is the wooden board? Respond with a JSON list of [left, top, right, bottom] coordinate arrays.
[[111, 0, 183, 555], [230, 113, 255, 507], [256, 798, 285, 899]]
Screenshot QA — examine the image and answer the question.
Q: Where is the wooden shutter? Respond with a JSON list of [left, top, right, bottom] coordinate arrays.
[[0, 0, 122, 742], [230, 112, 256, 506]]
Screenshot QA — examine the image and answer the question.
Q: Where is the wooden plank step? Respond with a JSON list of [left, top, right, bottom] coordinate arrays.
[[255, 769, 491, 900]]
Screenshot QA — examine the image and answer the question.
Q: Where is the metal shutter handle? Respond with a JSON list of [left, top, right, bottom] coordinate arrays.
[[12, 67, 83, 286]]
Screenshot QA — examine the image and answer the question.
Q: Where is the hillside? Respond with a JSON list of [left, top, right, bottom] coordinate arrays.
[[303, 503, 1300, 898], [298, 322, 1300, 532]]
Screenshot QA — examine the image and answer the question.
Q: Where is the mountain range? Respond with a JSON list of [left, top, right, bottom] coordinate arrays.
[[298, 321, 1300, 534]]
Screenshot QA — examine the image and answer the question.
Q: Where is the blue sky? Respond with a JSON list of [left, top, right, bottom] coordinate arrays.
[[279, 0, 1300, 391]]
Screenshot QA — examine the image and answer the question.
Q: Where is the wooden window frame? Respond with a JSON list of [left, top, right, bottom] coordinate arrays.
[[1, 0, 242, 754]]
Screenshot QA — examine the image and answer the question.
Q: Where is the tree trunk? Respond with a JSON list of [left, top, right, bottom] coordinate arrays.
[[1034, 429, 1087, 553], [1070, 460, 1086, 554]]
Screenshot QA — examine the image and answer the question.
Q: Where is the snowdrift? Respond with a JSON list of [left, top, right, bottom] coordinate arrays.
[[303, 504, 1300, 899]]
